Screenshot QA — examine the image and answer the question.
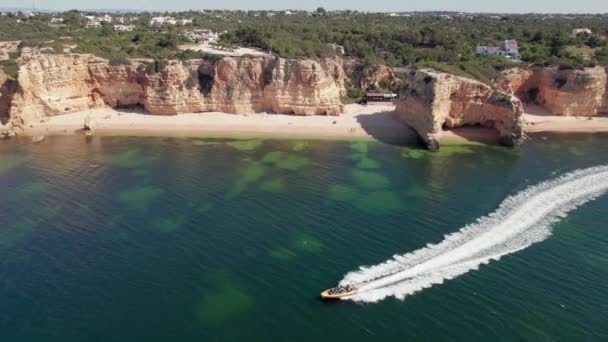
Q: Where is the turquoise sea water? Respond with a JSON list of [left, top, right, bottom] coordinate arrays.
[[0, 134, 607, 341]]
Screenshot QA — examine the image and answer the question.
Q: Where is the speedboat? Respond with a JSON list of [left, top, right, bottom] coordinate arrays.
[[320, 285, 357, 300]]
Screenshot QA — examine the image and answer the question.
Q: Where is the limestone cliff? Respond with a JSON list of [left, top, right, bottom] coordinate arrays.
[[396, 69, 524, 149], [264, 58, 346, 115], [359, 65, 400, 91], [8, 54, 345, 128], [0, 69, 17, 133], [497, 66, 608, 116]]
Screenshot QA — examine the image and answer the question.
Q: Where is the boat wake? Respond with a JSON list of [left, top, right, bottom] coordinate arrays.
[[340, 165, 608, 303]]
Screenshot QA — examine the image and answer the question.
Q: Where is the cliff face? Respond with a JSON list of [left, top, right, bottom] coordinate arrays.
[[0, 69, 17, 131], [8, 54, 345, 128], [264, 58, 346, 115], [498, 66, 608, 116], [396, 69, 524, 149], [359, 65, 400, 91], [9, 55, 112, 126]]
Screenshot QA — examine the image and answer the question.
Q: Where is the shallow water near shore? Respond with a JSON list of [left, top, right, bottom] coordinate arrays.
[[1, 134, 608, 341]]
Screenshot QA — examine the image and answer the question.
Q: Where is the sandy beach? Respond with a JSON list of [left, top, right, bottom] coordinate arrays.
[[19, 103, 608, 144], [22, 104, 419, 142]]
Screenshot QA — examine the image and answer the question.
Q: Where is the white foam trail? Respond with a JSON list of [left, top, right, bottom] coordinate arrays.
[[341, 165, 608, 302]]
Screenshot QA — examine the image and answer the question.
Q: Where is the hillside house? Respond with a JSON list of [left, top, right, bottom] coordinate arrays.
[[476, 40, 520, 61], [113, 24, 135, 32], [83, 14, 112, 28], [185, 30, 224, 43], [150, 16, 177, 26], [571, 28, 593, 38]]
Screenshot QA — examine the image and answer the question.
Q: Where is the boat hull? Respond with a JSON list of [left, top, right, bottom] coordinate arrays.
[[320, 289, 357, 300]]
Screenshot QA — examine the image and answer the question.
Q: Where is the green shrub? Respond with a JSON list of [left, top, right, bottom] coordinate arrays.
[[146, 59, 168, 74], [109, 58, 131, 66], [0, 61, 19, 79]]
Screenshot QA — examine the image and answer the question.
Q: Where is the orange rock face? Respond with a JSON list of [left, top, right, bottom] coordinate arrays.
[[359, 65, 399, 91], [8, 54, 345, 128], [396, 69, 524, 149], [498, 66, 608, 116]]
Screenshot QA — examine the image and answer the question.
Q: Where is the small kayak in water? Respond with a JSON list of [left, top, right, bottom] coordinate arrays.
[[320, 285, 357, 300]]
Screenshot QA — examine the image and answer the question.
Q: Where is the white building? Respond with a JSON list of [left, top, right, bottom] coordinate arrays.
[[86, 20, 101, 28], [113, 24, 135, 32], [150, 16, 177, 26], [83, 14, 111, 28], [178, 18, 193, 25], [50, 17, 64, 23], [328, 43, 345, 55], [571, 28, 593, 38], [99, 14, 112, 23], [477, 40, 520, 61], [185, 30, 224, 43]]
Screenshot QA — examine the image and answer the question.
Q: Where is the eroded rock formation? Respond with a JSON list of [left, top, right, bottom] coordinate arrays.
[[8, 54, 345, 128], [497, 66, 608, 116], [396, 69, 524, 149], [359, 65, 400, 91], [0, 69, 17, 134]]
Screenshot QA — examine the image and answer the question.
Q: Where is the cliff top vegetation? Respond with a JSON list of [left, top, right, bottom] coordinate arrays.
[[1, 10, 608, 84]]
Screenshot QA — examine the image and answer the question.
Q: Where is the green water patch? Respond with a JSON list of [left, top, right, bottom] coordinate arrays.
[[276, 155, 311, 171], [129, 169, 150, 177], [151, 217, 183, 233], [17, 182, 48, 197], [401, 148, 426, 159], [356, 156, 381, 169], [226, 139, 264, 151], [118, 186, 165, 213], [350, 141, 369, 154], [354, 190, 407, 214], [578, 251, 608, 272], [327, 184, 361, 202], [225, 161, 266, 200], [0, 205, 62, 248], [567, 146, 585, 156], [290, 140, 309, 151], [261, 151, 311, 171], [269, 247, 297, 261], [401, 145, 476, 159], [405, 185, 432, 199], [100, 148, 157, 169], [258, 179, 285, 193], [195, 272, 254, 325], [429, 180, 445, 192], [261, 151, 285, 164], [0, 218, 39, 248], [197, 202, 216, 214], [39, 204, 63, 219], [487, 145, 520, 156], [351, 170, 390, 190], [192, 140, 221, 146], [0, 154, 31, 176], [291, 234, 323, 254], [242, 246, 258, 258]]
